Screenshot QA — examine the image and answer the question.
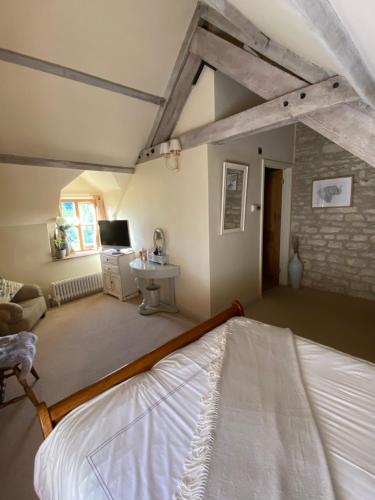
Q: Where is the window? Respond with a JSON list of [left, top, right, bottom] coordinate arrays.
[[60, 199, 98, 252]]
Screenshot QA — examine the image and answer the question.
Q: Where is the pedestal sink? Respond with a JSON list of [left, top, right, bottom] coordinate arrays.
[[129, 258, 180, 315]]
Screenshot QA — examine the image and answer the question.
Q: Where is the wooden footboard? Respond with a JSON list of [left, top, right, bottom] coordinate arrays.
[[37, 300, 244, 438]]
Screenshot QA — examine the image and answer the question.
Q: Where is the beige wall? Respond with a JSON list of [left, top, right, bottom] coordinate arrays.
[[214, 71, 264, 120], [208, 125, 295, 315], [61, 175, 99, 196], [0, 224, 101, 294], [0, 165, 101, 294], [117, 146, 211, 320], [0, 165, 79, 226], [173, 66, 216, 136], [206, 71, 295, 315]]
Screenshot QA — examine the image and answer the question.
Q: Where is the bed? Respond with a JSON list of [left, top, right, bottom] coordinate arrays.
[[34, 302, 375, 499]]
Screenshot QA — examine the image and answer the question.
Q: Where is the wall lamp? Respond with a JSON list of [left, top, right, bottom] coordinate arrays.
[[160, 139, 182, 171]]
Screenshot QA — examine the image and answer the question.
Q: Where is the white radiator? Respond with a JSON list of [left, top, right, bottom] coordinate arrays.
[[51, 273, 103, 306]]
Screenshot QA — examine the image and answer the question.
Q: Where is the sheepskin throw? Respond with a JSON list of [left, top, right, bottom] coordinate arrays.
[[0, 332, 37, 379], [0, 278, 23, 304]]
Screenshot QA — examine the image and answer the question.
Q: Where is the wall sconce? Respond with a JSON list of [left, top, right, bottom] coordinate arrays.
[[160, 139, 181, 171]]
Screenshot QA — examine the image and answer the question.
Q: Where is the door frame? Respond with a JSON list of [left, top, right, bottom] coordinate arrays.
[[259, 158, 293, 295]]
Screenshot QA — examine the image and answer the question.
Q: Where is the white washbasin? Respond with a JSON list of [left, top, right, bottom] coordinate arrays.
[[130, 258, 180, 279]]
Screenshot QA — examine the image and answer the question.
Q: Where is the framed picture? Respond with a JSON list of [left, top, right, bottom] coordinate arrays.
[[312, 176, 353, 208], [220, 161, 248, 234]]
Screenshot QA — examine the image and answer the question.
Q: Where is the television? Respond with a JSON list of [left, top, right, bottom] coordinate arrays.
[[98, 220, 131, 249]]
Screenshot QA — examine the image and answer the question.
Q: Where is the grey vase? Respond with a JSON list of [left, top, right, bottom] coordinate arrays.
[[288, 252, 303, 288]]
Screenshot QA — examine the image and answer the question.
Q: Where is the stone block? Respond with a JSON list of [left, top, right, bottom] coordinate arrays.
[[327, 254, 344, 264], [351, 282, 370, 292], [319, 214, 344, 221], [311, 240, 326, 247], [345, 214, 365, 222], [345, 242, 370, 251], [352, 235, 368, 242], [328, 241, 342, 249], [320, 226, 341, 234], [346, 258, 368, 268]]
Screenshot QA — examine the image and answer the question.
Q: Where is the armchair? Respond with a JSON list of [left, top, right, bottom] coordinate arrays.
[[0, 284, 47, 335]]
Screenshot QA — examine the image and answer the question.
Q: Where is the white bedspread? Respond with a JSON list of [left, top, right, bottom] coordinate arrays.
[[34, 320, 375, 500]]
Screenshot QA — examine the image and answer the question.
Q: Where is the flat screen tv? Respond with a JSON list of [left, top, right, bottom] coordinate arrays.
[[98, 220, 131, 248]]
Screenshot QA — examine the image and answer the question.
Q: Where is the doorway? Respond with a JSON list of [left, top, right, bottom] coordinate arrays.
[[262, 167, 283, 291]]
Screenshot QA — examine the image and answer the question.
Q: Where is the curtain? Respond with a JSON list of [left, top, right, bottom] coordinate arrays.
[[95, 195, 107, 221]]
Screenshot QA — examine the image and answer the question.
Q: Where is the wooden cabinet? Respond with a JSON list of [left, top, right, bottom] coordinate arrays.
[[100, 250, 138, 300]]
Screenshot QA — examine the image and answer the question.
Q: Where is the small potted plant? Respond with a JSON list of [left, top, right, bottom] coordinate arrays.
[[54, 238, 67, 259], [56, 217, 72, 256]]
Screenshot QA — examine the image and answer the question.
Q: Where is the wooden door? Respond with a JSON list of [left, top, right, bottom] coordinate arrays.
[[262, 168, 283, 290]]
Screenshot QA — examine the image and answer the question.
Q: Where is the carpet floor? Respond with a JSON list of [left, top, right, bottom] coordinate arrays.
[[0, 287, 374, 499], [247, 286, 375, 362], [0, 293, 196, 500]]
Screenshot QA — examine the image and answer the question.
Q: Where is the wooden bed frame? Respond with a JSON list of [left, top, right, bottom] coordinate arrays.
[[37, 300, 244, 438]]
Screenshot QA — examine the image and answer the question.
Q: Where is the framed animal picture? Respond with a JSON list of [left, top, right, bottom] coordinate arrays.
[[312, 176, 353, 208]]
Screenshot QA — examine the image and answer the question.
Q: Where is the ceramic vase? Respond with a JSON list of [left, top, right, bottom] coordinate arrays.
[[288, 252, 303, 288]]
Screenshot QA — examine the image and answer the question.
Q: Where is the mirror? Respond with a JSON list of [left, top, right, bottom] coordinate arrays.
[[153, 228, 165, 255], [220, 161, 249, 234]]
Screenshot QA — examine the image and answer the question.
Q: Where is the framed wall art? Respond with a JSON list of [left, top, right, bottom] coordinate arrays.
[[312, 175, 353, 208], [220, 161, 248, 234]]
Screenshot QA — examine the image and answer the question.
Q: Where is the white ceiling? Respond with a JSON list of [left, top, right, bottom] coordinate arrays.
[[229, 0, 339, 74], [231, 0, 375, 84], [321, 0, 375, 80]]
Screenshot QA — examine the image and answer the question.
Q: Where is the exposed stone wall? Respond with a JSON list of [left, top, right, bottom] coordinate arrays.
[[291, 124, 375, 300]]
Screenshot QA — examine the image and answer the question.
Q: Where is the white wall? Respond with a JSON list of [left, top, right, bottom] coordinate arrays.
[[117, 146, 211, 320]]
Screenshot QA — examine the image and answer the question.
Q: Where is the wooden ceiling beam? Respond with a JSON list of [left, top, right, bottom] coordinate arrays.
[[144, 4, 203, 148], [189, 28, 375, 169], [288, 0, 375, 109], [190, 27, 304, 99], [137, 1, 375, 169], [302, 103, 375, 169], [0, 48, 164, 106], [149, 53, 202, 147], [138, 76, 357, 163], [200, 0, 332, 84], [0, 154, 135, 174], [180, 76, 357, 148]]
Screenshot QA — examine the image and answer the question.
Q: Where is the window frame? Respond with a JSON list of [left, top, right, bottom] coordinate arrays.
[[59, 197, 99, 252]]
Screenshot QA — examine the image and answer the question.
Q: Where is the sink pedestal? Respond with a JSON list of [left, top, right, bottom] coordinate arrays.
[[129, 258, 180, 315]]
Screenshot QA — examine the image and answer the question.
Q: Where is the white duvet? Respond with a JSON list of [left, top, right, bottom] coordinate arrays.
[[34, 320, 375, 500]]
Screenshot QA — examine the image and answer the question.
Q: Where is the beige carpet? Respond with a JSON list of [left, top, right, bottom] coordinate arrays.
[[0, 287, 374, 499], [0, 294, 196, 500], [247, 286, 375, 362]]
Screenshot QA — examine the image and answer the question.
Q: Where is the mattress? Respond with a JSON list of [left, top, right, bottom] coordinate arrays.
[[34, 320, 375, 500]]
